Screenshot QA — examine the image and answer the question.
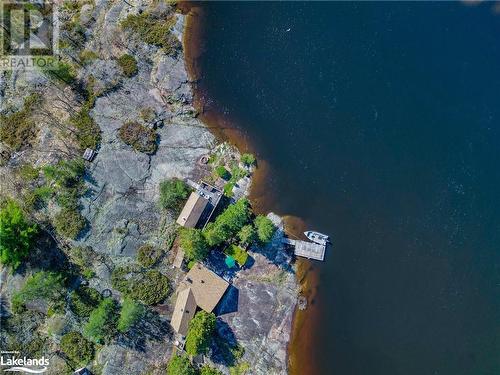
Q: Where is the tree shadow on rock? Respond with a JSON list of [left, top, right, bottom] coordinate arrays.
[[118, 308, 173, 352], [209, 319, 241, 367]]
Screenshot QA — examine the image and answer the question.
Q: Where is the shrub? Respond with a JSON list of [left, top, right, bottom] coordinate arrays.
[[111, 265, 138, 294], [44, 60, 76, 84], [54, 208, 86, 239], [254, 215, 277, 244], [159, 178, 189, 210], [12, 271, 64, 312], [0, 200, 37, 269], [70, 286, 102, 318], [229, 362, 250, 375], [224, 245, 248, 267], [167, 354, 197, 375], [118, 122, 158, 154], [215, 166, 230, 180], [0, 93, 40, 151], [137, 244, 162, 267], [129, 270, 170, 305], [179, 228, 209, 262], [43, 158, 85, 210], [117, 297, 144, 333], [185, 311, 216, 356], [70, 105, 101, 150], [18, 164, 39, 181], [79, 50, 99, 65], [223, 182, 234, 197], [203, 198, 250, 247], [237, 224, 257, 246], [23, 186, 53, 210], [201, 366, 223, 375], [112, 267, 170, 305], [84, 298, 118, 344], [117, 54, 138, 77], [240, 153, 256, 167], [121, 12, 181, 55], [60, 331, 94, 366]]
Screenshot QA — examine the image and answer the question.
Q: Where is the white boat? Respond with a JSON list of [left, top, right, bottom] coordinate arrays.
[[304, 231, 330, 245]]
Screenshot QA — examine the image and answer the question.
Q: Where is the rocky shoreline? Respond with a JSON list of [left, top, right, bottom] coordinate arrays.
[[0, 2, 298, 374]]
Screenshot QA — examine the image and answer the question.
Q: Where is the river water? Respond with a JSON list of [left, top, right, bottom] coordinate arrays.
[[184, 2, 500, 375]]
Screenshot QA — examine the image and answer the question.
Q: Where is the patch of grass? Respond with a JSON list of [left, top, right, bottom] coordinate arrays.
[[137, 244, 162, 268], [117, 54, 138, 77], [121, 12, 180, 55], [224, 244, 248, 267], [54, 207, 86, 239], [118, 122, 158, 154], [60, 331, 94, 367], [0, 93, 41, 151], [70, 286, 102, 318]]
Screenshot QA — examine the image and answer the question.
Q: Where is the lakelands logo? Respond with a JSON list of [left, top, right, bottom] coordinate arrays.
[[0, 352, 49, 373], [0, 0, 59, 70]]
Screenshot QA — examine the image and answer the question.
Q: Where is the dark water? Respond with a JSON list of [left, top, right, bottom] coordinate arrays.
[[189, 2, 500, 374]]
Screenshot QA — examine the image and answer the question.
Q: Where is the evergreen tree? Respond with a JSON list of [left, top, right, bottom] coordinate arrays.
[[0, 200, 37, 269]]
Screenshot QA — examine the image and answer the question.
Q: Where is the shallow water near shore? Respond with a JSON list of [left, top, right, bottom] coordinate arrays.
[[185, 2, 500, 375]]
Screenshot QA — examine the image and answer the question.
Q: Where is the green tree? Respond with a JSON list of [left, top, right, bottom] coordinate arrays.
[[200, 366, 223, 375], [203, 198, 250, 247], [60, 331, 94, 366], [179, 228, 209, 262], [12, 271, 64, 312], [53, 208, 86, 239], [117, 298, 144, 333], [84, 298, 118, 344], [167, 354, 197, 375], [70, 286, 102, 318], [215, 166, 230, 180], [240, 153, 256, 167], [254, 215, 277, 244], [159, 178, 190, 209], [185, 311, 216, 356], [237, 224, 257, 246], [0, 200, 37, 269]]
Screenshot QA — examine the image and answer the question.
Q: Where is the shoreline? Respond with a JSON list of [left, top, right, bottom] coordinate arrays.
[[181, 4, 318, 374]]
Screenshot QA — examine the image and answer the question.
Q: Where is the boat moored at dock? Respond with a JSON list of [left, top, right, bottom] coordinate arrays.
[[304, 230, 330, 245]]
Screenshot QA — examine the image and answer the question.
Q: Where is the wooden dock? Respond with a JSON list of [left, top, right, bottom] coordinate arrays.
[[282, 238, 326, 261]]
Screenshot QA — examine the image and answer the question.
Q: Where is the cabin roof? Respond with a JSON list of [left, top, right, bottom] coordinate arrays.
[[170, 287, 197, 336], [176, 192, 209, 228], [178, 263, 229, 312]]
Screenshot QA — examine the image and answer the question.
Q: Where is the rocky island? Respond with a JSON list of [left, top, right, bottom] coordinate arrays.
[[0, 1, 298, 374]]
